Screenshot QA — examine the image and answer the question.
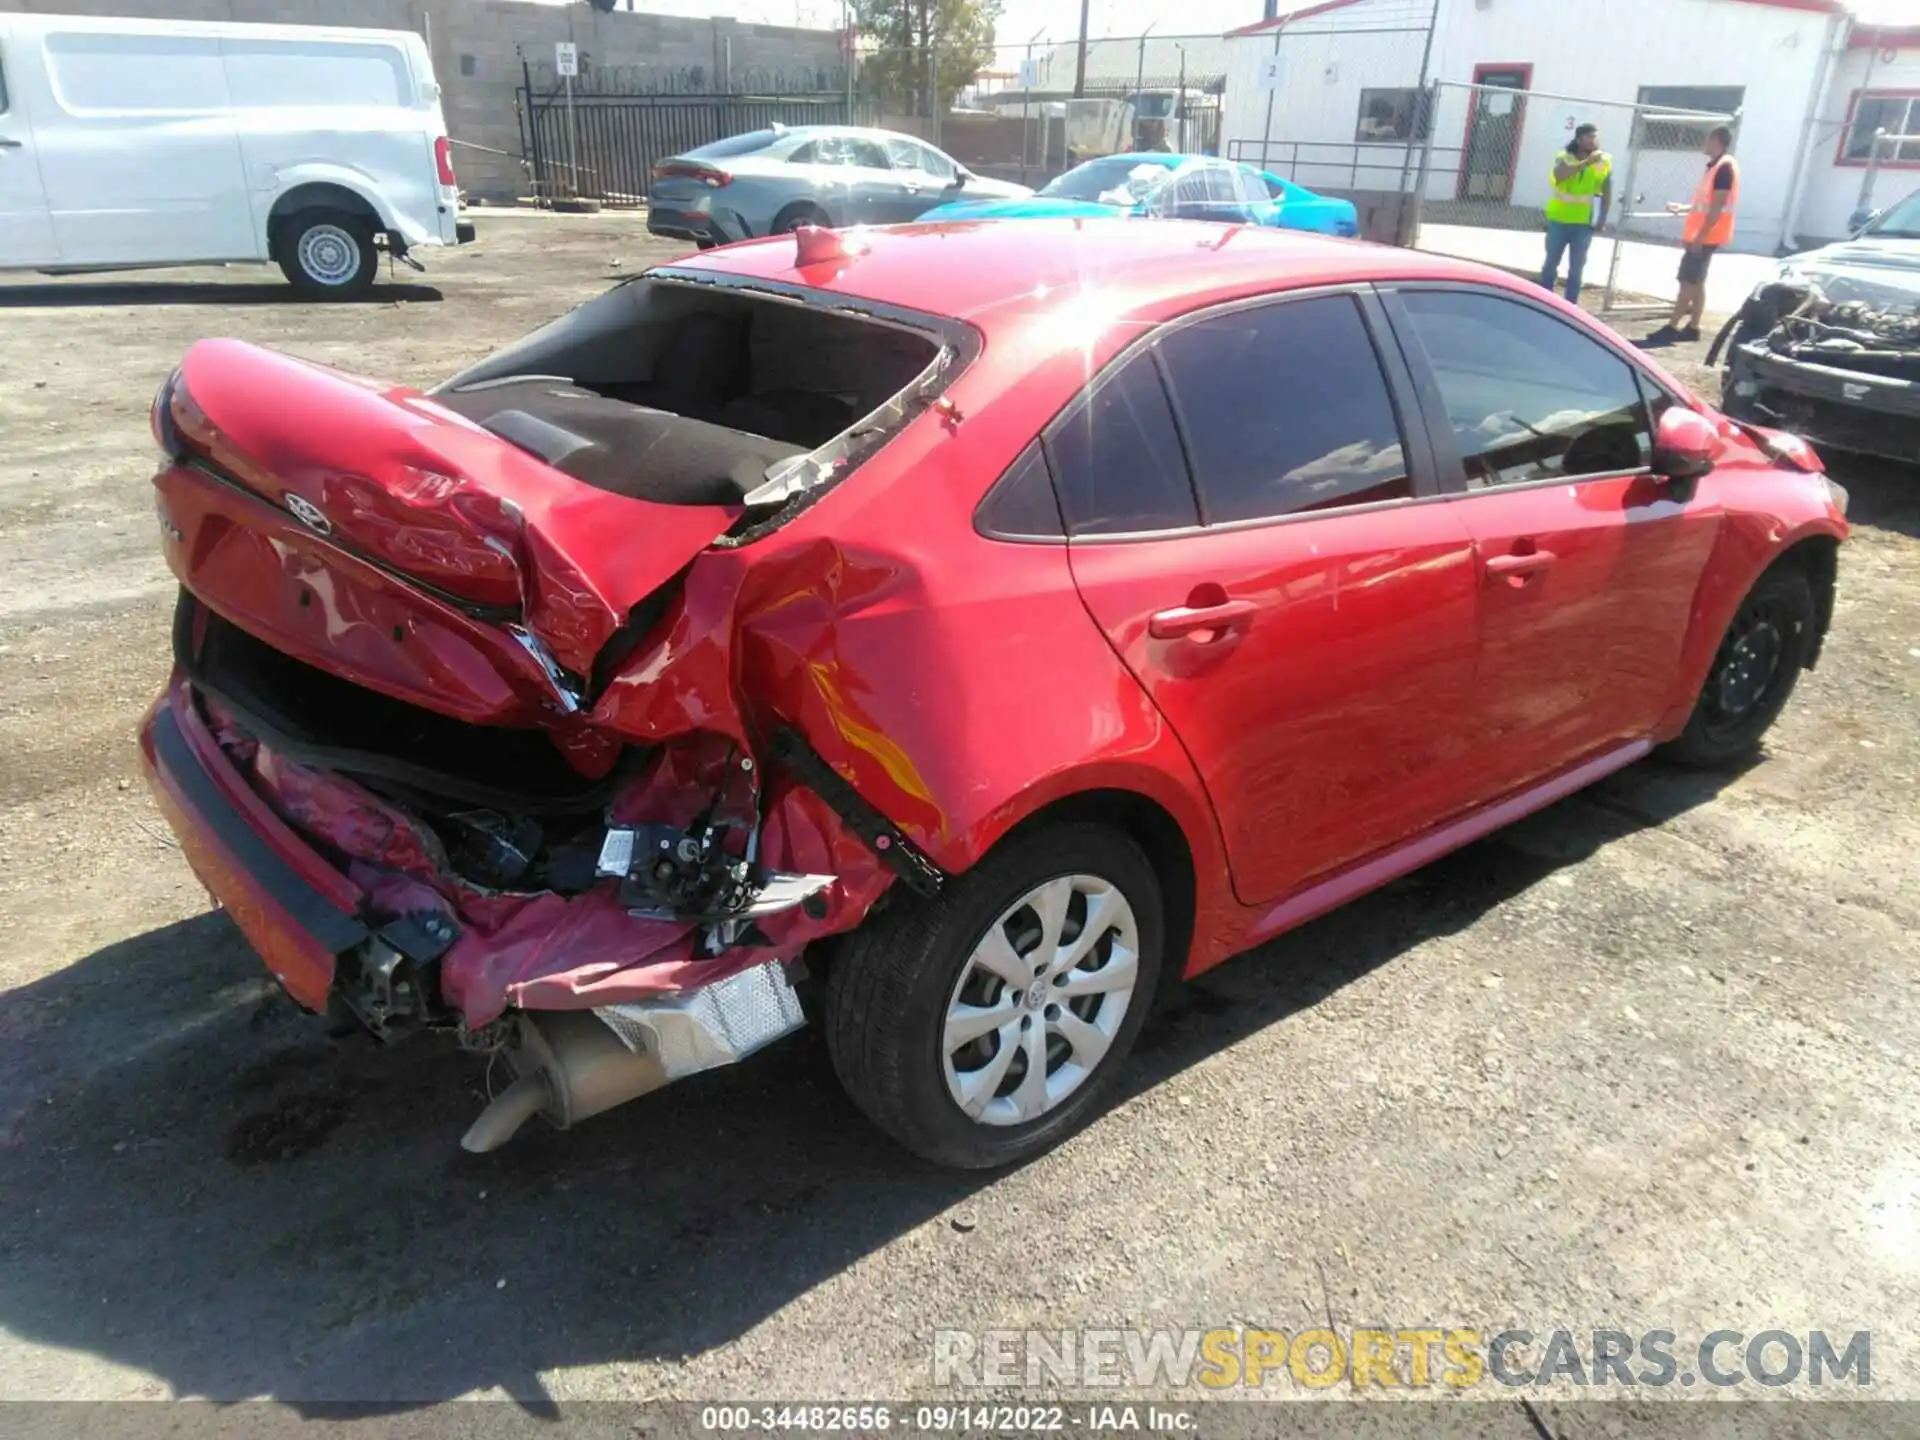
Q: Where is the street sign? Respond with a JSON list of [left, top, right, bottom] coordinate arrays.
[[1256, 53, 1286, 93], [1018, 56, 1041, 88], [555, 41, 579, 78]]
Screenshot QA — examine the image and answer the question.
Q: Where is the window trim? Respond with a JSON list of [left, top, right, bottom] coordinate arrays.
[[1836, 88, 1920, 170], [0, 43, 10, 115], [1037, 284, 1445, 544], [974, 439, 1069, 543], [1377, 281, 1676, 499]]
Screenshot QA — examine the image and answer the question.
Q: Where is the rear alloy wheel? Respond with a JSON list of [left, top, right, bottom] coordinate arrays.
[[770, 202, 830, 235], [825, 824, 1163, 1168], [942, 874, 1141, 1127], [277, 209, 379, 301], [1667, 564, 1816, 768]]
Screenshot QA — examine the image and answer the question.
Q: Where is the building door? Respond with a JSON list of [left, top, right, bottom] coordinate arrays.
[[1458, 64, 1531, 203]]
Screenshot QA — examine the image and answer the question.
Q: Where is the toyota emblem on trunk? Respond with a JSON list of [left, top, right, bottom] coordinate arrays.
[[285, 494, 332, 535]]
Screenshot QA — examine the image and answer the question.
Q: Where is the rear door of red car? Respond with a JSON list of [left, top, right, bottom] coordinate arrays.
[[1379, 285, 1722, 792], [1056, 288, 1490, 907]]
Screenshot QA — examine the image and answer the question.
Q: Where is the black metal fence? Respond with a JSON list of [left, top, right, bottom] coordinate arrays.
[[517, 67, 875, 205]]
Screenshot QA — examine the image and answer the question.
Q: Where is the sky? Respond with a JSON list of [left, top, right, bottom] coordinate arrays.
[[545, 0, 1268, 48], [562, 0, 1920, 52]]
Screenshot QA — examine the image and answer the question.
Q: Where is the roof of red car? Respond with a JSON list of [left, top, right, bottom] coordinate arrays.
[[669, 218, 1509, 333]]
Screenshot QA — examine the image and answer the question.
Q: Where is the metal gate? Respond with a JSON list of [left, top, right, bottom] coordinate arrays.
[[516, 69, 873, 205], [1407, 80, 1739, 315]]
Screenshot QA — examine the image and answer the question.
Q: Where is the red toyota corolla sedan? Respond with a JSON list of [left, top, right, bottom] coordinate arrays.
[[140, 220, 1847, 1168]]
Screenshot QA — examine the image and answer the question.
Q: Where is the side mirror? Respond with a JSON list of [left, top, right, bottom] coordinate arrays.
[[1651, 407, 1719, 481], [1848, 207, 1880, 237], [953, 169, 971, 187]]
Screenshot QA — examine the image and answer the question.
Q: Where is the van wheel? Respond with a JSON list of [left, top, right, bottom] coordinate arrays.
[[277, 209, 379, 300], [824, 823, 1163, 1169]]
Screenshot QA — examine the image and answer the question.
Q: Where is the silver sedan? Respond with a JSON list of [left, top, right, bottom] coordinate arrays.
[[646, 125, 1032, 246]]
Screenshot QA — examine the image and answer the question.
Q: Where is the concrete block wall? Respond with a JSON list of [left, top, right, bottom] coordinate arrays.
[[0, 0, 844, 199]]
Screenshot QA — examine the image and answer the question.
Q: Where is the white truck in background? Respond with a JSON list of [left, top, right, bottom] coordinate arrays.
[[0, 13, 472, 299]]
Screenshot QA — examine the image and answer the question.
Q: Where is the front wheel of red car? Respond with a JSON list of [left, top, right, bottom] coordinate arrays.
[[1666, 562, 1817, 769], [825, 823, 1164, 1169]]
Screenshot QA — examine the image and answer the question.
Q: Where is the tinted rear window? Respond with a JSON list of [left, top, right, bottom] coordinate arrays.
[[1047, 353, 1198, 535], [1156, 295, 1411, 522]]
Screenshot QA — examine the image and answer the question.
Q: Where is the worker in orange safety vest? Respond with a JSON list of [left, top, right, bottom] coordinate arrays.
[[1641, 125, 1739, 347]]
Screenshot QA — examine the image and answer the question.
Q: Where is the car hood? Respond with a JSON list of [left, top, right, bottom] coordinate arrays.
[[1774, 236, 1920, 309], [921, 195, 1122, 222]]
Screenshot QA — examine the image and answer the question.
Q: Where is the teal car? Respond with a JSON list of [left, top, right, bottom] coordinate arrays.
[[918, 154, 1361, 238]]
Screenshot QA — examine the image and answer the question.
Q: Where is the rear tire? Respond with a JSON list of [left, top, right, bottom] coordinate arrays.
[[770, 202, 830, 235], [824, 823, 1163, 1169], [1666, 564, 1817, 768], [276, 209, 379, 300]]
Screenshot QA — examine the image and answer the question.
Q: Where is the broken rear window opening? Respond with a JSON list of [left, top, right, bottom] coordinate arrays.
[[433, 270, 977, 529]]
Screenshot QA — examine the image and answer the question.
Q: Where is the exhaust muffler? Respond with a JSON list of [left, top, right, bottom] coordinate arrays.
[[461, 1010, 671, 1153], [459, 958, 807, 1152]]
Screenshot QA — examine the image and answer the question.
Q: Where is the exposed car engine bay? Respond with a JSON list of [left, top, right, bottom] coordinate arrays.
[[1715, 278, 1920, 379]]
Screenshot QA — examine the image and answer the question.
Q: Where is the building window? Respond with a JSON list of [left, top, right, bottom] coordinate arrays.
[[1634, 85, 1743, 152], [460, 54, 477, 78], [1355, 88, 1430, 144], [1842, 92, 1920, 165]]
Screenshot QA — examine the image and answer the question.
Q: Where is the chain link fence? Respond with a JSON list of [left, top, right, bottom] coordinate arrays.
[[1221, 9, 1433, 245], [1405, 81, 1737, 313], [1413, 82, 1737, 234]]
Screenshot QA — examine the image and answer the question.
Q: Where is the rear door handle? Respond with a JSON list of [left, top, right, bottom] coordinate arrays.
[[0, 138, 24, 150], [1148, 599, 1259, 640], [1484, 550, 1557, 581]]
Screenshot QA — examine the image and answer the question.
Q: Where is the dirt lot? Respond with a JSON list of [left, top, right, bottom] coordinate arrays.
[[1, 215, 1917, 1416]]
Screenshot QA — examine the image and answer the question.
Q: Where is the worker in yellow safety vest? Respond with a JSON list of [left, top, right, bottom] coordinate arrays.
[[1643, 125, 1740, 347], [1539, 122, 1612, 305]]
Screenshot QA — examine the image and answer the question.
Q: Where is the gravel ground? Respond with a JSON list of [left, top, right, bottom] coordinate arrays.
[[0, 214, 1916, 1417]]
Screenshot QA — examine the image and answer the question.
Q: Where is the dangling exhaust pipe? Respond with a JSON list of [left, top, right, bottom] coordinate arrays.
[[459, 958, 808, 1152], [461, 1010, 671, 1153]]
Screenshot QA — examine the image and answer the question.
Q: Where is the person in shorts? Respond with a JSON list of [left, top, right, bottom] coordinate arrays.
[[1642, 126, 1739, 347]]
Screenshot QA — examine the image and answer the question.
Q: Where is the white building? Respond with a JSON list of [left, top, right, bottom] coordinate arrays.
[[1221, 0, 1920, 254]]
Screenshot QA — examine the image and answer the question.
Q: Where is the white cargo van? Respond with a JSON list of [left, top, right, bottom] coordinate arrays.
[[0, 14, 473, 298]]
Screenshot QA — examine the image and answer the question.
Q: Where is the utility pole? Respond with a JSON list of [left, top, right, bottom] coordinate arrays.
[[1020, 25, 1045, 184], [919, 0, 932, 117], [1391, 0, 1441, 246], [1133, 20, 1156, 150], [1176, 43, 1187, 151], [1072, 0, 1090, 97], [842, 0, 854, 122], [1134, 20, 1156, 100]]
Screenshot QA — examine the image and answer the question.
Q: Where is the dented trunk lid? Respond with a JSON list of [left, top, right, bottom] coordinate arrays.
[[154, 338, 742, 741]]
